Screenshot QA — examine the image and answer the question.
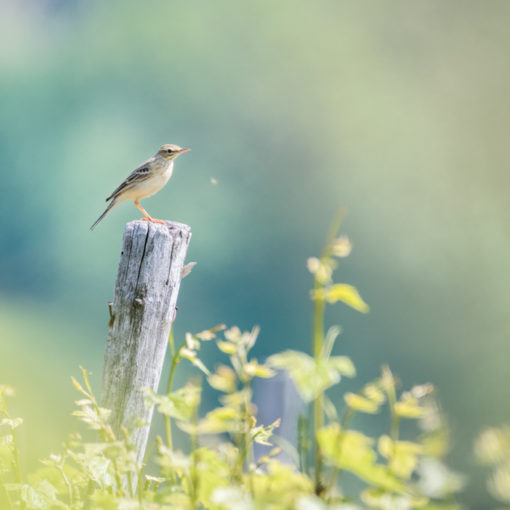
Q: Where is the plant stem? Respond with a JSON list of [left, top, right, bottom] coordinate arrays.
[[298, 414, 309, 474], [111, 458, 125, 497], [58, 465, 73, 505], [313, 280, 325, 494], [383, 366, 399, 441], [312, 208, 345, 496], [126, 471, 134, 498], [169, 328, 176, 358], [165, 338, 186, 450], [325, 408, 354, 497], [190, 394, 200, 509]]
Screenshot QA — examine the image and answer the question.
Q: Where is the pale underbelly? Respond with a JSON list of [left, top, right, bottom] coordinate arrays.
[[121, 174, 171, 201]]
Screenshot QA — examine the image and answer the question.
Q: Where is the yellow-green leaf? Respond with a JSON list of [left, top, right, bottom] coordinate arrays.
[[395, 397, 424, 419], [216, 341, 237, 355], [208, 365, 236, 393], [312, 284, 369, 313], [318, 424, 404, 492], [378, 435, 423, 479], [345, 393, 379, 414]]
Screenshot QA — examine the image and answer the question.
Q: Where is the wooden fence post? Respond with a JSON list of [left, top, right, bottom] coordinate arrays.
[[101, 220, 191, 465]]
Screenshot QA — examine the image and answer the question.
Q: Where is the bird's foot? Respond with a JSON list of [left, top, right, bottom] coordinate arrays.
[[140, 217, 165, 224]]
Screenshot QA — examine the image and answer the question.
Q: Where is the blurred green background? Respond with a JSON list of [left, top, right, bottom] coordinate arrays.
[[1, 0, 509, 506]]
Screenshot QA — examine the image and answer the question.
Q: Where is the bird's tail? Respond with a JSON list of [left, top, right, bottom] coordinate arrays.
[[90, 199, 119, 230]]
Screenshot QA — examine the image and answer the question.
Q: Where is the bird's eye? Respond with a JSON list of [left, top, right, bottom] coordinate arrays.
[[167, 149, 173, 154]]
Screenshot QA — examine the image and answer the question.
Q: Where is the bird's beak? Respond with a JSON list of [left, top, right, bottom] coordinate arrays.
[[179, 148, 191, 153]]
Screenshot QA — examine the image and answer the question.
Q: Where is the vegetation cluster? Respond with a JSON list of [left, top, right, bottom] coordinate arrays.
[[0, 222, 502, 509]]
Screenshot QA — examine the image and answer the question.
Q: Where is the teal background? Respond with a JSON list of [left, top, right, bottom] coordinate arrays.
[[1, 1, 510, 506]]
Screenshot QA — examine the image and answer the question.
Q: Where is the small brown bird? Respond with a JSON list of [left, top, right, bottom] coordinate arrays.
[[91, 144, 190, 230]]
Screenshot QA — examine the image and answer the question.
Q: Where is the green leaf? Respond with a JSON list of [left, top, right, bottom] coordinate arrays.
[[344, 393, 380, 414], [318, 424, 405, 492], [211, 486, 253, 510], [251, 461, 314, 505], [394, 395, 424, 419], [193, 447, 231, 506], [21, 480, 65, 509], [322, 325, 342, 358], [180, 406, 240, 435], [72, 405, 111, 430], [475, 426, 510, 465], [306, 257, 337, 285], [361, 488, 427, 509], [312, 284, 369, 313], [143, 385, 199, 422], [378, 435, 423, 479], [268, 350, 355, 402], [329, 356, 356, 378], [157, 444, 192, 474], [208, 365, 237, 393], [0, 417, 23, 430], [244, 360, 276, 379], [251, 418, 281, 446], [217, 340, 237, 355], [70, 377, 89, 397], [363, 383, 386, 405]]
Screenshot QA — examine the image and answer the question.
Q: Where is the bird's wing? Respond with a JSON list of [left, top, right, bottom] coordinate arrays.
[[105, 158, 154, 201]]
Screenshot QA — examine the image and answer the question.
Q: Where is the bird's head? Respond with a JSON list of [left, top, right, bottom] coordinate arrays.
[[157, 144, 191, 161]]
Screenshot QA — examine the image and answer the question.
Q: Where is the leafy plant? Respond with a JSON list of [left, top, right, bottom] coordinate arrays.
[[475, 425, 510, 508], [0, 218, 468, 509]]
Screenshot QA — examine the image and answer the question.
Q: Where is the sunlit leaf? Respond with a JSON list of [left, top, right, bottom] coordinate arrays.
[[488, 463, 510, 503], [361, 488, 427, 510], [417, 458, 466, 499], [70, 377, 89, 397], [475, 426, 510, 465], [311, 284, 369, 313], [143, 385, 199, 422], [329, 356, 356, 377], [363, 384, 386, 405], [217, 340, 237, 355], [306, 257, 336, 285], [344, 393, 379, 414], [0, 417, 23, 430], [185, 332, 200, 350], [268, 350, 354, 402], [395, 395, 424, 419], [180, 406, 240, 435], [318, 424, 404, 492], [208, 365, 237, 393], [378, 435, 422, 479], [331, 236, 352, 258], [244, 360, 275, 379], [322, 325, 342, 358]]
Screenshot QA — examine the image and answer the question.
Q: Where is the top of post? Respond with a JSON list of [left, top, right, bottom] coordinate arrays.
[[123, 219, 191, 239]]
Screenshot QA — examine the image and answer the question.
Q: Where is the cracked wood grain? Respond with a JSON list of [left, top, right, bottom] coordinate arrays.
[[101, 220, 191, 465]]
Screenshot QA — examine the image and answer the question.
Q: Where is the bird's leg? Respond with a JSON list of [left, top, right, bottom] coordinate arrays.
[[134, 200, 165, 224], [134, 200, 152, 220]]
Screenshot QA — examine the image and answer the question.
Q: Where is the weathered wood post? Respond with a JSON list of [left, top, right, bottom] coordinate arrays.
[[101, 220, 191, 465]]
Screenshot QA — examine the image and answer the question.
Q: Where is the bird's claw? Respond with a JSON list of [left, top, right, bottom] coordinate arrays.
[[140, 217, 165, 224]]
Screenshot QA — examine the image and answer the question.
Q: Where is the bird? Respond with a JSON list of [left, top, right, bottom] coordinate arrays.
[[91, 144, 190, 230]]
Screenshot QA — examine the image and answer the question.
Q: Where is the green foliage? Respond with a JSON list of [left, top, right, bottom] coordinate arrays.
[[475, 425, 510, 506], [267, 351, 355, 403], [0, 225, 470, 509]]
